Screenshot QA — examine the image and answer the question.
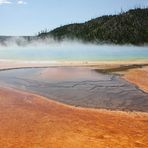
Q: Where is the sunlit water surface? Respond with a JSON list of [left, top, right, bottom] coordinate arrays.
[[0, 43, 148, 62]]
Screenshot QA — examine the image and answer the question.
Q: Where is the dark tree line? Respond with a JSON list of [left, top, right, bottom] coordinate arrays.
[[38, 8, 148, 45]]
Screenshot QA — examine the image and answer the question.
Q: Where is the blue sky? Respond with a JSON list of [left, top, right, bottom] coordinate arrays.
[[0, 0, 148, 36]]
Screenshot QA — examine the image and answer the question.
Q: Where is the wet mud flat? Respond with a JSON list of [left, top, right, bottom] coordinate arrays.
[[0, 66, 147, 112]]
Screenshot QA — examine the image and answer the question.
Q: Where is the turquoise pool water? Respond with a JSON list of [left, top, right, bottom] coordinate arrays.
[[0, 43, 148, 62]]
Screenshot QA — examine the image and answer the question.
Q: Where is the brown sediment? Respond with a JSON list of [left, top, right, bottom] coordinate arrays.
[[123, 66, 148, 93], [0, 87, 148, 148], [94, 64, 148, 74]]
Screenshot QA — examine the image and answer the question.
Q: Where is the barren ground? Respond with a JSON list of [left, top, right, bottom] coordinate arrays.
[[0, 87, 148, 148], [124, 66, 148, 93]]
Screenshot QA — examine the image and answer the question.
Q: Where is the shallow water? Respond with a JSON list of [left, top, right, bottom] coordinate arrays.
[[0, 67, 148, 112], [0, 44, 148, 62]]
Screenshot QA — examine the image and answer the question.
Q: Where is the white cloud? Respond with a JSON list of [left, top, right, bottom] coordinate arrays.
[[17, 0, 27, 5], [0, 0, 12, 5], [0, 0, 27, 5]]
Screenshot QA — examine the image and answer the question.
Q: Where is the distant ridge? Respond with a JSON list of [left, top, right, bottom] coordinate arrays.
[[0, 8, 148, 46], [38, 8, 148, 45]]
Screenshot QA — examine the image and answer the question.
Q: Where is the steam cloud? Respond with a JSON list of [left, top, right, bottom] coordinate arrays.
[[0, 36, 94, 48]]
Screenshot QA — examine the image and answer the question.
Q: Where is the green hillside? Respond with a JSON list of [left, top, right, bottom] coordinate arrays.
[[38, 8, 148, 45]]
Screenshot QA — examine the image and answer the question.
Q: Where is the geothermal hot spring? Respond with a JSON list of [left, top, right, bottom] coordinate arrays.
[[0, 43, 148, 62], [0, 43, 148, 112]]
